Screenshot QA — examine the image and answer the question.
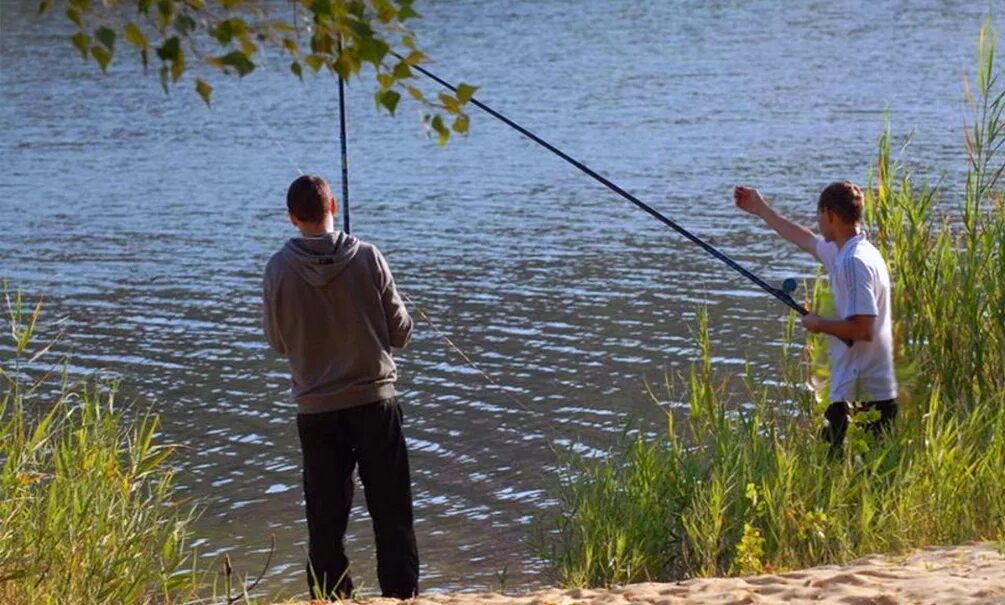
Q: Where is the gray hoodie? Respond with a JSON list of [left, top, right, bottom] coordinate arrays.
[[262, 232, 413, 414]]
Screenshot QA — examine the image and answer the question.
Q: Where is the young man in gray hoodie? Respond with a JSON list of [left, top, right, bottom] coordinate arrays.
[[262, 175, 417, 600]]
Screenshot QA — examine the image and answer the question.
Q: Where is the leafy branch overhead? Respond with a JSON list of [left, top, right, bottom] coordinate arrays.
[[39, 0, 478, 144]]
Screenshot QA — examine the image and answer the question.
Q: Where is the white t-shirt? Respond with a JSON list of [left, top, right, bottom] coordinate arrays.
[[816, 234, 897, 403]]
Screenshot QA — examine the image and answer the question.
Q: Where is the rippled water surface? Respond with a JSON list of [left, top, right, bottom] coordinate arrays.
[[0, 0, 990, 595]]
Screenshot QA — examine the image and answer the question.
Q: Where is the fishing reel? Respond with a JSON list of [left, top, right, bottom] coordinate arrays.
[[781, 278, 799, 298]]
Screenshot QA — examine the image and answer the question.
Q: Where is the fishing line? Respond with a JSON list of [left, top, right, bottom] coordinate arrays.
[[401, 292, 550, 420], [252, 112, 305, 177], [247, 92, 591, 462]]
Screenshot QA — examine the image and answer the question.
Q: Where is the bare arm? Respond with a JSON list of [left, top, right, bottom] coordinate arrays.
[[734, 186, 820, 260], [802, 313, 875, 342]]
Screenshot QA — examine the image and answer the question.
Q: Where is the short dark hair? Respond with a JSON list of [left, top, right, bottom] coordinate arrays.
[[286, 175, 332, 223], [817, 181, 864, 225]]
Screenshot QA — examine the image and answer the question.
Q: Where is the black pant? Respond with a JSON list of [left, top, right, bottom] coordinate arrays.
[[296, 398, 419, 600], [822, 399, 897, 455]]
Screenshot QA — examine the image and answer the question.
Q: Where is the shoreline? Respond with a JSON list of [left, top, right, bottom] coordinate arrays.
[[279, 543, 1005, 605]]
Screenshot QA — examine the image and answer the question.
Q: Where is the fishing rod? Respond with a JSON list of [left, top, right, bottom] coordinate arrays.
[[337, 36, 351, 234], [398, 54, 847, 339]]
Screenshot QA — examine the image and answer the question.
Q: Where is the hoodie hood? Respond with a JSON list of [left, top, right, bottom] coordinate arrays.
[[280, 232, 361, 287]]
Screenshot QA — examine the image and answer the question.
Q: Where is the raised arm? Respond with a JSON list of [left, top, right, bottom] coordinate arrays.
[[734, 186, 820, 260]]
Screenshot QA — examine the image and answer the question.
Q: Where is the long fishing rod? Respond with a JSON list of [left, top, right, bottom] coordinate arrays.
[[400, 54, 821, 322], [337, 36, 351, 234]]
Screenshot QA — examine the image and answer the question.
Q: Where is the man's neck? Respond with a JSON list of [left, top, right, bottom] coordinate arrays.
[[833, 227, 860, 251], [298, 217, 336, 237]]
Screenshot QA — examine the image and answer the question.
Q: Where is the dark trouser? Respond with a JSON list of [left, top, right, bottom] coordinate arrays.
[[296, 398, 419, 600], [822, 399, 897, 456]]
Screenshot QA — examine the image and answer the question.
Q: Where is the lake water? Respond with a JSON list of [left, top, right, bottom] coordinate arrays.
[[0, 0, 991, 596]]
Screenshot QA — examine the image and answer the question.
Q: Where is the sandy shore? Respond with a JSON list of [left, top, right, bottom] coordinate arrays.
[[286, 543, 1005, 605]]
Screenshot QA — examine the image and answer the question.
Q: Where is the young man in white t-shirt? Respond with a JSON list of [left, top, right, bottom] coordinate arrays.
[[734, 181, 897, 453]]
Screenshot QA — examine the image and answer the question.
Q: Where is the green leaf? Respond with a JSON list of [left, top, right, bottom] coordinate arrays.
[[376, 89, 401, 115], [347, 0, 366, 18], [155, 36, 180, 62], [66, 7, 82, 28], [37, 0, 53, 16], [174, 14, 196, 36], [282, 38, 299, 54], [290, 61, 303, 80], [90, 45, 112, 72], [95, 26, 115, 51], [138, 0, 155, 14], [71, 32, 90, 59], [333, 53, 355, 79], [123, 23, 147, 49], [452, 114, 470, 134], [357, 36, 389, 66], [159, 64, 169, 93], [240, 37, 257, 58], [210, 18, 246, 45], [402, 35, 416, 50], [406, 85, 424, 101], [210, 24, 230, 45], [273, 21, 297, 35], [156, 0, 174, 30], [310, 32, 334, 54], [404, 50, 426, 66], [219, 51, 255, 77], [170, 46, 185, 81], [374, 0, 396, 23], [438, 92, 460, 113], [398, 2, 419, 20], [377, 72, 394, 89], [392, 60, 412, 79], [456, 83, 478, 104], [305, 54, 325, 73], [311, 0, 333, 18], [195, 78, 213, 106], [431, 114, 449, 146]]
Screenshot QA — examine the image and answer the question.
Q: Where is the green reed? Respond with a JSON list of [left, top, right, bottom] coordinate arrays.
[[541, 18, 1005, 588], [0, 288, 202, 605]]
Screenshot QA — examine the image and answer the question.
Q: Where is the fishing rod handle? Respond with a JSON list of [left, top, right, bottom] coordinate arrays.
[[778, 292, 852, 347]]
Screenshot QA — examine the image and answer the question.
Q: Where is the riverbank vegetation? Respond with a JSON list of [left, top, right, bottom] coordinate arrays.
[[0, 290, 204, 604], [541, 19, 1005, 587]]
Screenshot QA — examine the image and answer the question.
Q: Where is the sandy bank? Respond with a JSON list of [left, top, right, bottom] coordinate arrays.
[[285, 543, 1005, 605]]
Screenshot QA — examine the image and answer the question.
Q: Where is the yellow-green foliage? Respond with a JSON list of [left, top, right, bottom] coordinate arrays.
[[0, 290, 200, 605], [543, 18, 1005, 588]]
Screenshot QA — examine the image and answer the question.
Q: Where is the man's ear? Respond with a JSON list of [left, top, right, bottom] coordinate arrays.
[[329, 196, 338, 217], [822, 208, 835, 228], [288, 210, 299, 228]]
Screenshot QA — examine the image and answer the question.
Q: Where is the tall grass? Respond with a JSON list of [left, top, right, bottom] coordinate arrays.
[[541, 18, 1005, 587], [0, 288, 202, 605]]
